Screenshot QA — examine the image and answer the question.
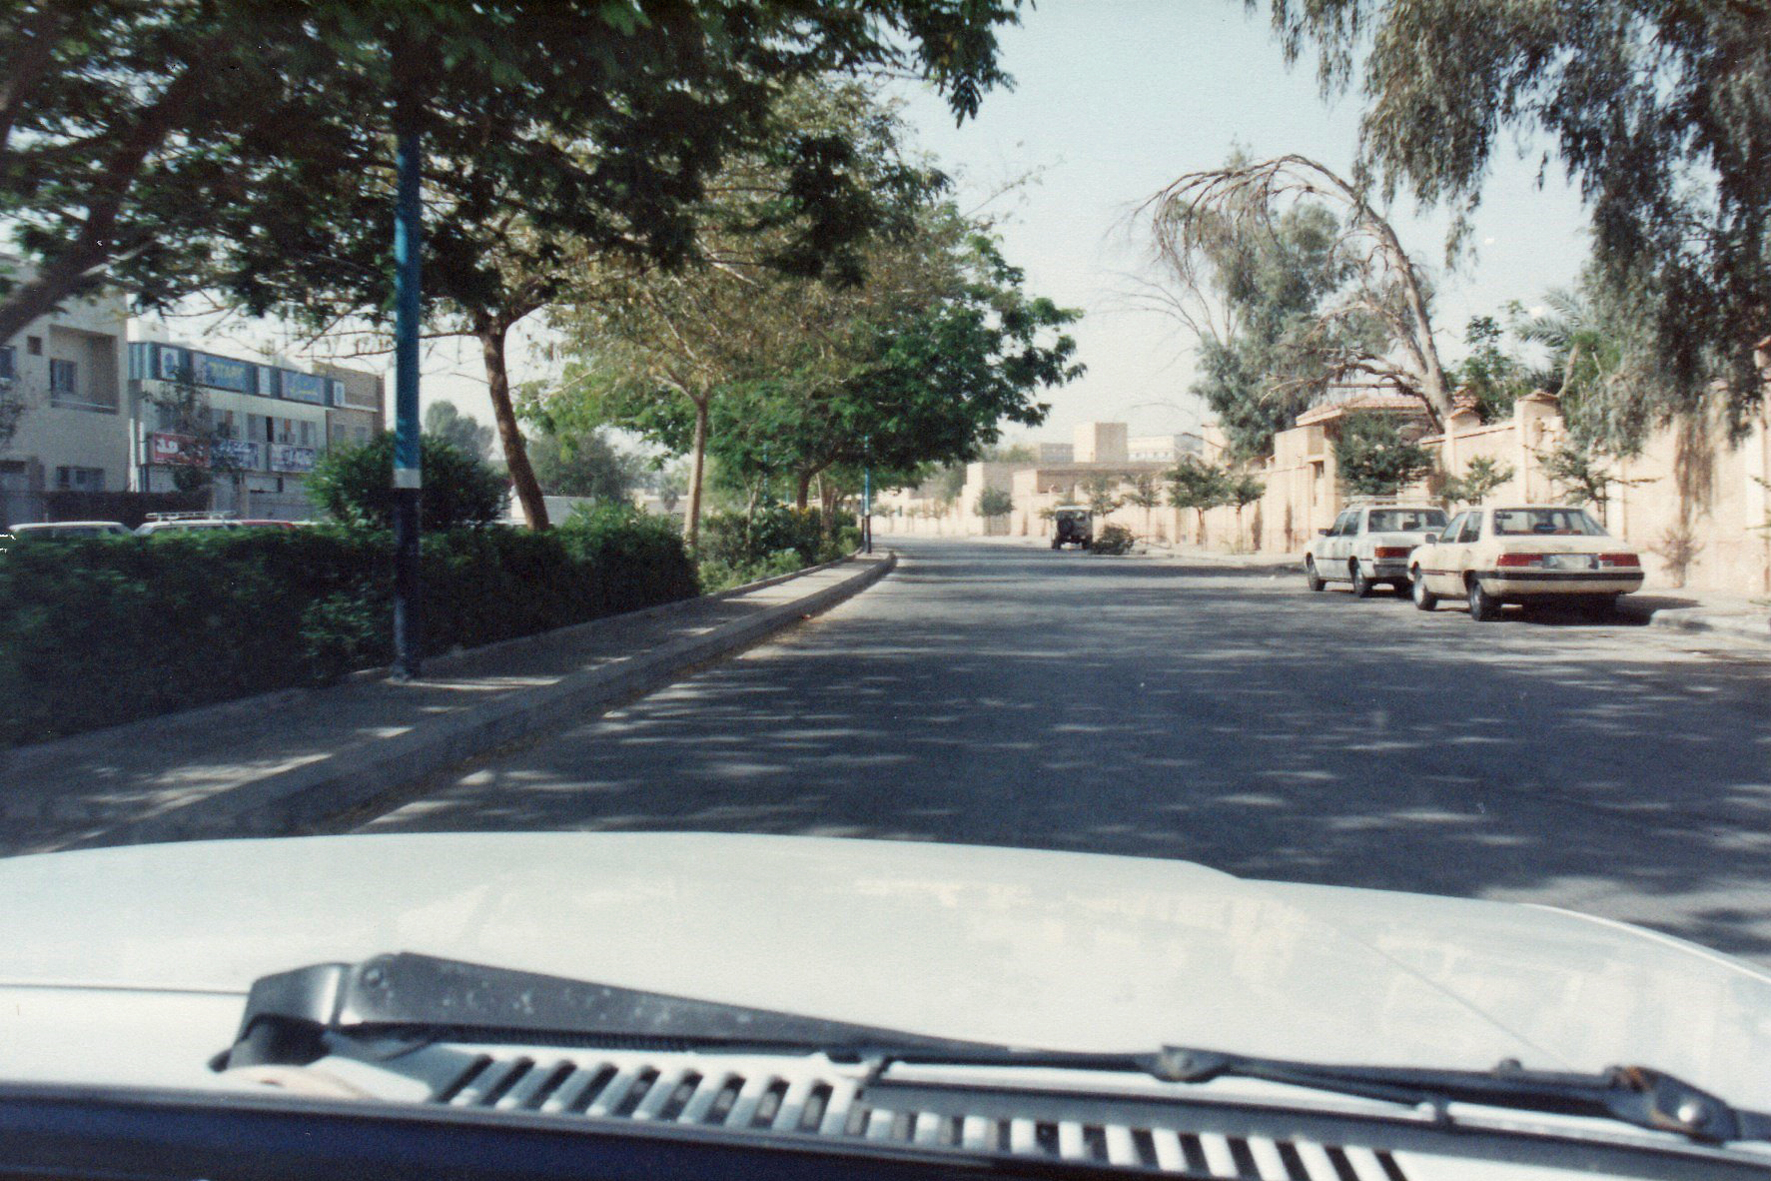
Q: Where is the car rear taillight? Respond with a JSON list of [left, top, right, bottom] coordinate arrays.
[[1598, 553, 1640, 567], [1496, 553, 1546, 568], [1373, 547, 1410, 559]]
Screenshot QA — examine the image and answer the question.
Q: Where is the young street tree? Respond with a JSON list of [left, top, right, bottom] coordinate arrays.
[[974, 487, 1013, 520], [1257, 0, 1771, 432], [1144, 154, 1453, 434], [536, 81, 949, 541], [1124, 473, 1163, 538], [1166, 456, 1231, 543], [1333, 412, 1434, 496]]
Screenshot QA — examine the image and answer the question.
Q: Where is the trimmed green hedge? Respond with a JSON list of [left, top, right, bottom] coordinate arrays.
[[0, 506, 695, 747]]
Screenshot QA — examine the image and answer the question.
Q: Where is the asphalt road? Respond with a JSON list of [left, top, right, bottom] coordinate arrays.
[[364, 536, 1771, 964]]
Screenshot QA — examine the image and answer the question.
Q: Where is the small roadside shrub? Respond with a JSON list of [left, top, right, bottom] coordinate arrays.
[[1092, 523, 1137, 555], [308, 432, 509, 529]]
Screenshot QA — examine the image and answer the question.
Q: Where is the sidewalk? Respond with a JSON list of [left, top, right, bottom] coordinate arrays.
[[0, 553, 895, 858]]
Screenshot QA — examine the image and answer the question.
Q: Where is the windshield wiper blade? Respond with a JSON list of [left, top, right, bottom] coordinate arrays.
[[868, 1044, 1771, 1147]]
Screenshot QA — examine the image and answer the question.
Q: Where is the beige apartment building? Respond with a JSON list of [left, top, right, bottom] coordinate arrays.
[[317, 361, 386, 452], [0, 264, 132, 526]]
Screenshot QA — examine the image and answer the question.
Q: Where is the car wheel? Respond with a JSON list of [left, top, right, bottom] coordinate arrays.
[[1350, 563, 1373, 598], [1467, 578, 1502, 622], [1305, 558, 1326, 592], [1412, 568, 1437, 611]]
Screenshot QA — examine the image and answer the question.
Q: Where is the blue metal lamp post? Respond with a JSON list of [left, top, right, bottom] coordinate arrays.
[[391, 122, 423, 680]]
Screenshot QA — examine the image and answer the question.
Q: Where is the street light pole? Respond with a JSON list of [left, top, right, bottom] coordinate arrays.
[[862, 464, 872, 554], [391, 117, 423, 680]]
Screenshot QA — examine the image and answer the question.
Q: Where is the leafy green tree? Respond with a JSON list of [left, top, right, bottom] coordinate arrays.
[[1257, 0, 1771, 433], [1082, 474, 1121, 517], [1124, 473, 1163, 538], [526, 430, 643, 502], [1225, 471, 1265, 539], [1511, 275, 1664, 454], [308, 433, 507, 530], [1146, 154, 1450, 439], [1439, 455, 1513, 506], [1167, 456, 1231, 542], [423, 401, 495, 462], [1534, 440, 1651, 520], [974, 487, 1013, 519], [541, 81, 950, 541], [1453, 317, 1532, 424], [1333, 413, 1434, 496]]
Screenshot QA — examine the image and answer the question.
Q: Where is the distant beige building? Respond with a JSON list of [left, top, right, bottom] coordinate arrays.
[[1073, 421, 1128, 463], [0, 259, 131, 527]]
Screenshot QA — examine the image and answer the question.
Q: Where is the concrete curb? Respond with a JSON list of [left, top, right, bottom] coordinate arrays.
[[0, 552, 865, 779], [1641, 608, 1771, 646], [59, 552, 897, 850]]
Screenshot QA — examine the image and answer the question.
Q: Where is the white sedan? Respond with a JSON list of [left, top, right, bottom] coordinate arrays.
[[1409, 504, 1645, 621]]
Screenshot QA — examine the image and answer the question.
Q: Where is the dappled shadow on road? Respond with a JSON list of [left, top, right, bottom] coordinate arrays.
[[366, 538, 1771, 962]]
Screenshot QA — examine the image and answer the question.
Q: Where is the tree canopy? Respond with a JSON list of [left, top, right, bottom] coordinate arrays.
[[1332, 412, 1434, 496], [1143, 153, 1447, 452], [1257, 0, 1771, 432], [2, 0, 1027, 346], [423, 401, 495, 462]]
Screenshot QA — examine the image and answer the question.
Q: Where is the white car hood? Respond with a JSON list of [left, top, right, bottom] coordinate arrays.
[[4, 833, 1771, 1107]]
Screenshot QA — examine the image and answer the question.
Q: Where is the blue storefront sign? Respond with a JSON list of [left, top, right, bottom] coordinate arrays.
[[269, 443, 317, 473], [156, 346, 191, 382], [211, 439, 264, 470], [281, 371, 328, 405], [195, 353, 257, 394]]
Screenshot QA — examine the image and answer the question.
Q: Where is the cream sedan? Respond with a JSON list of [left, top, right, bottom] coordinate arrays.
[[1409, 504, 1645, 621]]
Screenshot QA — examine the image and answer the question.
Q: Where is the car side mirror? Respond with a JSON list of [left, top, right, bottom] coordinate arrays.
[[1421, 534, 1438, 544], [1317, 528, 1330, 537]]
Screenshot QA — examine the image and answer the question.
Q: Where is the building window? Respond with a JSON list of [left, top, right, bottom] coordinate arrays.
[[49, 358, 78, 398], [54, 466, 105, 492], [0, 345, 14, 382], [26, 335, 42, 356]]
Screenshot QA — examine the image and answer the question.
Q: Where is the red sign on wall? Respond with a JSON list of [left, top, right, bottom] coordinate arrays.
[[150, 433, 206, 466]]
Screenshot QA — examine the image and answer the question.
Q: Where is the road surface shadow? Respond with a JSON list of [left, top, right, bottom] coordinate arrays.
[[366, 540, 1771, 963]]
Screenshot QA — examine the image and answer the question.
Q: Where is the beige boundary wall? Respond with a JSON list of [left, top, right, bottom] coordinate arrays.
[[874, 390, 1771, 596], [1108, 391, 1771, 595]]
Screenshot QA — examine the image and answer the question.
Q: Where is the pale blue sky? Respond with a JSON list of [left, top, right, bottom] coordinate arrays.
[[889, 0, 1593, 442], [190, 1, 1594, 444]]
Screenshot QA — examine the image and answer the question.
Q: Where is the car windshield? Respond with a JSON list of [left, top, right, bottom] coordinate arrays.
[[1366, 509, 1447, 532], [3, 2, 1767, 1177], [1492, 508, 1608, 537]]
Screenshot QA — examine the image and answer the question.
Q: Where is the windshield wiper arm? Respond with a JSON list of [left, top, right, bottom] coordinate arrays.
[[223, 952, 1010, 1069], [866, 1044, 1771, 1147], [224, 954, 1771, 1147]]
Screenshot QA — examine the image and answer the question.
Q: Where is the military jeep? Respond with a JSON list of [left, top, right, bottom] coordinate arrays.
[[1050, 505, 1093, 550]]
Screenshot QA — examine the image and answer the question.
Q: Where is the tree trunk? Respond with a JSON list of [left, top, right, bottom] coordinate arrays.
[[685, 395, 709, 549], [479, 320, 549, 530], [795, 470, 813, 511]]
